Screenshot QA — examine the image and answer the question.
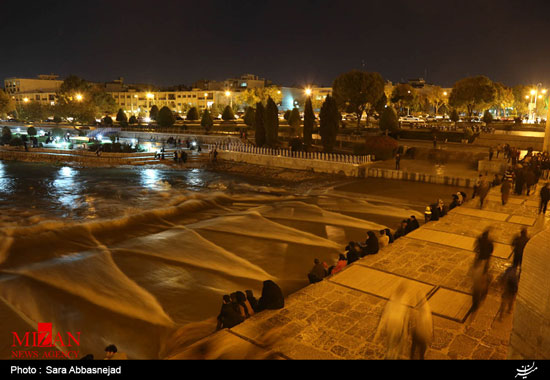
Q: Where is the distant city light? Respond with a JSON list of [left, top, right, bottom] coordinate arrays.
[[305, 88, 312, 96], [23, 97, 29, 103], [75, 93, 83, 101], [146, 93, 154, 99], [530, 89, 536, 95], [225, 91, 231, 97]]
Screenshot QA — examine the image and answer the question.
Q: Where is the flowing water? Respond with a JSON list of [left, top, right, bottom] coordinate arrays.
[[0, 161, 465, 359]]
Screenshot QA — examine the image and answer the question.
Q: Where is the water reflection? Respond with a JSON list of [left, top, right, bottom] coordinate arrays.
[[0, 161, 13, 194], [141, 168, 160, 190], [186, 169, 204, 189], [53, 166, 81, 210]]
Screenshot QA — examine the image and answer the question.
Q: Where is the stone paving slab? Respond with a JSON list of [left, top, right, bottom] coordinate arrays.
[[507, 215, 537, 226], [423, 213, 526, 246], [524, 200, 540, 208], [452, 207, 510, 221], [405, 228, 512, 259], [329, 265, 435, 306], [486, 195, 523, 205], [428, 287, 472, 322]]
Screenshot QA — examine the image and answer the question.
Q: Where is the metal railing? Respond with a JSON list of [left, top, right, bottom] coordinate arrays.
[[211, 143, 372, 164]]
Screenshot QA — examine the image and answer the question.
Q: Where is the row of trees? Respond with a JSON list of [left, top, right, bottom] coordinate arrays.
[[389, 77, 537, 119]]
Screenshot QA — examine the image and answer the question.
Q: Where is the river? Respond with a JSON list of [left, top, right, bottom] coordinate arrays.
[[0, 161, 468, 359]]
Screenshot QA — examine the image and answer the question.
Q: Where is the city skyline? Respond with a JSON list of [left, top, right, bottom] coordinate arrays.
[[2, 0, 550, 88]]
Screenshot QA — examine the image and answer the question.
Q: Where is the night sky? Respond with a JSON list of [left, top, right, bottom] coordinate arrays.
[[2, 0, 550, 88]]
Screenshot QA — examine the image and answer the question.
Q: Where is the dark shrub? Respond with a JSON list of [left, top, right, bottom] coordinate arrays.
[[111, 143, 122, 152], [10, 137, 23, 146], [364, 135, 398, 160], [289, 138, 303, 151]]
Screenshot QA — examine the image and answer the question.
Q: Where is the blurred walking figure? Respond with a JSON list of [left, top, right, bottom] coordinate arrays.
[[374, 283, 409, 359], [511, 228, 529, 278], [540, 182, 550, 215], [497, 266, 519, 321], [410, 292, 433, 360], [474, 228, 493, 273], [470, 260, 491, 316]]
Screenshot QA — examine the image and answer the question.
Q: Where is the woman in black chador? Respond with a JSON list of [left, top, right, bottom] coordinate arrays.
[[257, 280, 284, 311]]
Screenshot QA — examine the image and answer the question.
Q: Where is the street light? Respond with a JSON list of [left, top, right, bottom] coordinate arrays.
[[75, 93, 83, 101], [225, 90, 232, 107], [528, 83, 547, 123], [305, 88, 312, 96], [23, 97, 29, 103]]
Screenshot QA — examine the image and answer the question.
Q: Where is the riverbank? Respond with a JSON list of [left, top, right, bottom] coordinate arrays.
[[167, 183, 548, 359]]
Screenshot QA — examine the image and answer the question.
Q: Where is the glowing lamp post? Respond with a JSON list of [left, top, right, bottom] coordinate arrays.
[[75, 93, 83, 101], [528, 84, 546, 123], [225, 90, 232, 107]]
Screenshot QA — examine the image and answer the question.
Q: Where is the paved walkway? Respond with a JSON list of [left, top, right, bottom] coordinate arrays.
[[173, 182, 549, 359]]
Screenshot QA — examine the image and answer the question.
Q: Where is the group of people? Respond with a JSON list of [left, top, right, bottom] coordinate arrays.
[[425, 195, 460, 223], [307, 224, 418, 284], [172, 149, 188, 163], [393, 215, 420, 239], [216, 280, 284, 330]]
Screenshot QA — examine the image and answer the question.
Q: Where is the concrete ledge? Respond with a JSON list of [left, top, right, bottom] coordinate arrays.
[[218, 151, 370, 177], [366, 167, 477, 188], [0, 149, 150, 165], [478, 160, 507, 174]]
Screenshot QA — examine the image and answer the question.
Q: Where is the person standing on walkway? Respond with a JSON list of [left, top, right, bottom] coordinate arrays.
[[489, 146, 494, 161], [540, 182, 550, 215], [410, 292, 433, 360], [514, 166, 525, 195], [524, 168, 536, 196], [395, 153, 401, 170], [501, 179, 511, 205], [477, 177, 491, 209], [511, 228, 529, 272], [472, 174, 483, 199]]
